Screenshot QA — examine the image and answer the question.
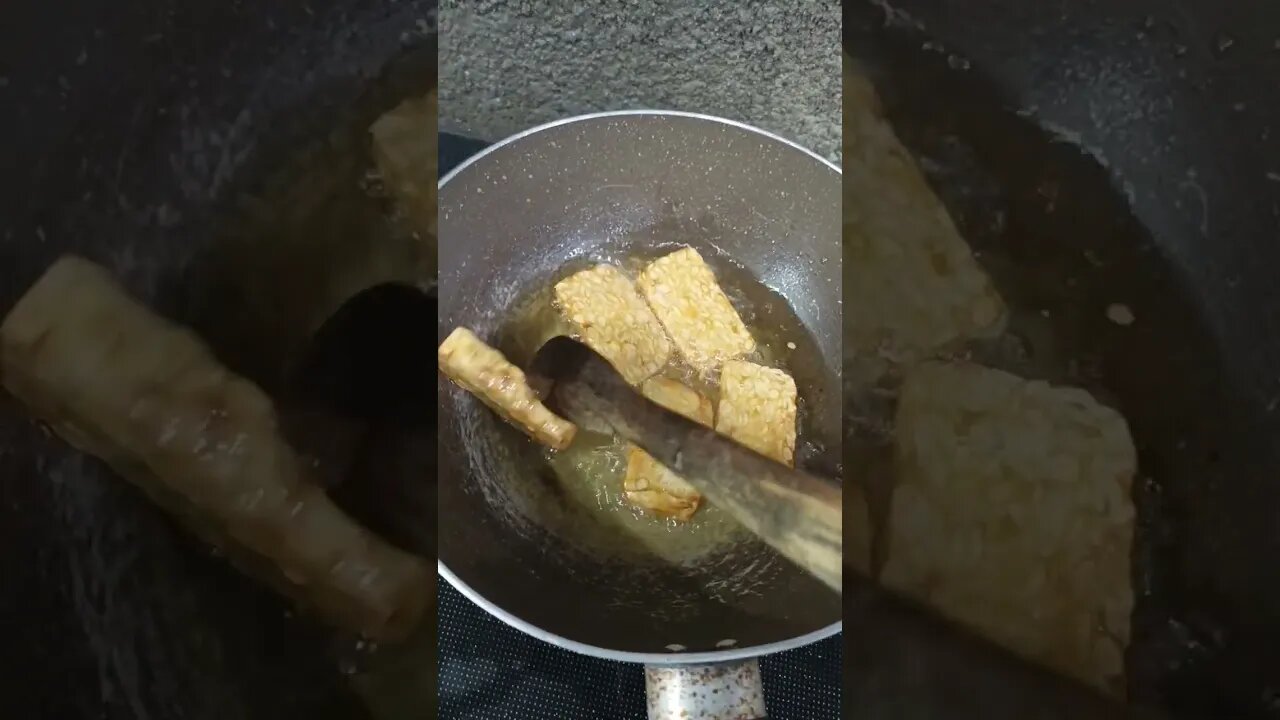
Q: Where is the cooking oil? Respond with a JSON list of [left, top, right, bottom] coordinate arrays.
[[496, 243, 829, 567]]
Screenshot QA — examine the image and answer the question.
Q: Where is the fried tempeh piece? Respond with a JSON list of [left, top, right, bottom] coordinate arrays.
[[843, 55, 1005, 387], [0, 256, 431, 641], [623, 377, 716, 521], [371, 91, 439, 240], [437, 327, 576, 450], [884, 361, 1136, 695], [715, 360, 797, 466], [640, 376, 715, 425], [637, 247, 755, 373], [553, 265, 671, 384], [370, 91, 439, 286], [622, 447, 703, 522]]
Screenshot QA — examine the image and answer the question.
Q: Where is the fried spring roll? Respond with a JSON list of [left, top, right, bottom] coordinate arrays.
[[0, 256, 431, 641], [437, 327, 577, 450]]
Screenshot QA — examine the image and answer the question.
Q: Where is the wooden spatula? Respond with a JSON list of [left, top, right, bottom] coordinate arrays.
[[529, 336, 843, 594]]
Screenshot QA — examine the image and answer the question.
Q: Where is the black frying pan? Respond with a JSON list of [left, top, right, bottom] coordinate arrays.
[[845, 1, 1280, 717], [436, 111, 842, 661], [0, 1, 437, 717], [435, 111, 842, 718]]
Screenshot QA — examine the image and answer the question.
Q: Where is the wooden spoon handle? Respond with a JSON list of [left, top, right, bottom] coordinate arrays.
[[552, 356, 842, 594]]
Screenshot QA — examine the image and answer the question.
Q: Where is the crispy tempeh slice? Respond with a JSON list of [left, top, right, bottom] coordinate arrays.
[[553, 265, 671, 384], [637, 247, 755, 372], [438, 327, 576, 450], [623, 377, 716, 521], [884, 361, 1135, 695], [640, 376, 715, 425], [623, 447, 702, 522], [0, 256, 431, 641], [371, 91, 439, 240], [715, 360, 797, 466], [843, 55, 1005, 387]]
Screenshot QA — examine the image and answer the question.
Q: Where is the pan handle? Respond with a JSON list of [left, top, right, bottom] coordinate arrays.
[[644, 659, 766, 720]]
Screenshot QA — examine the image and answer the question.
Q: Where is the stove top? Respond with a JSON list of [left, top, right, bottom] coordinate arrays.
[[438, 583, 841, 719]]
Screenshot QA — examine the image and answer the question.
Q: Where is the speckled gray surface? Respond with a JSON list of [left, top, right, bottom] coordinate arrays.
[[438, 0, 841, 162]]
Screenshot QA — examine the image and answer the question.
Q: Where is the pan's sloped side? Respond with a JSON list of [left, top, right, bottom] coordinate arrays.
[[438, 112, 841, 661]]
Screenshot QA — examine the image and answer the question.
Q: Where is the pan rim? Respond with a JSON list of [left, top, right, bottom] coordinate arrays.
[[437, 109, 841, 188], [437, 109, 842, 664], [438, 561, 842, 664]]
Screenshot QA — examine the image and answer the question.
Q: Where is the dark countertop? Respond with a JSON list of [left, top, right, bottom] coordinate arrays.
[[438, 0, 841, 161]]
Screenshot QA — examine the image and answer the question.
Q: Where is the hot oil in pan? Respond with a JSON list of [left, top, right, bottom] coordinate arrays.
[[497, 244, 827, 567], [540, 433, 747, 566]]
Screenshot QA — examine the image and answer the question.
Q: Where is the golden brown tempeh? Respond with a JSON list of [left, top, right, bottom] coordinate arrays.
[[622, 447, 703, 522], [637, 247, 754, 373], [639, 376, 715, 426], [715, 360, 797, 466], [884, 361, 1135, 695], [843, 56, 1005, 387], [553, 265, 671, 384], [371, 91, 439, 240]]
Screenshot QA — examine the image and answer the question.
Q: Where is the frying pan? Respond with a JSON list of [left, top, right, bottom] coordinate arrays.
[[0, 1, 437, 717], [844, 1, 1280, 717], [436, 112, 842, 717]]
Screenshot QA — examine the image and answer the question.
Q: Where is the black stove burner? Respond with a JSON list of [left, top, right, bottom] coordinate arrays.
[[438, 583, 841, 719]]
